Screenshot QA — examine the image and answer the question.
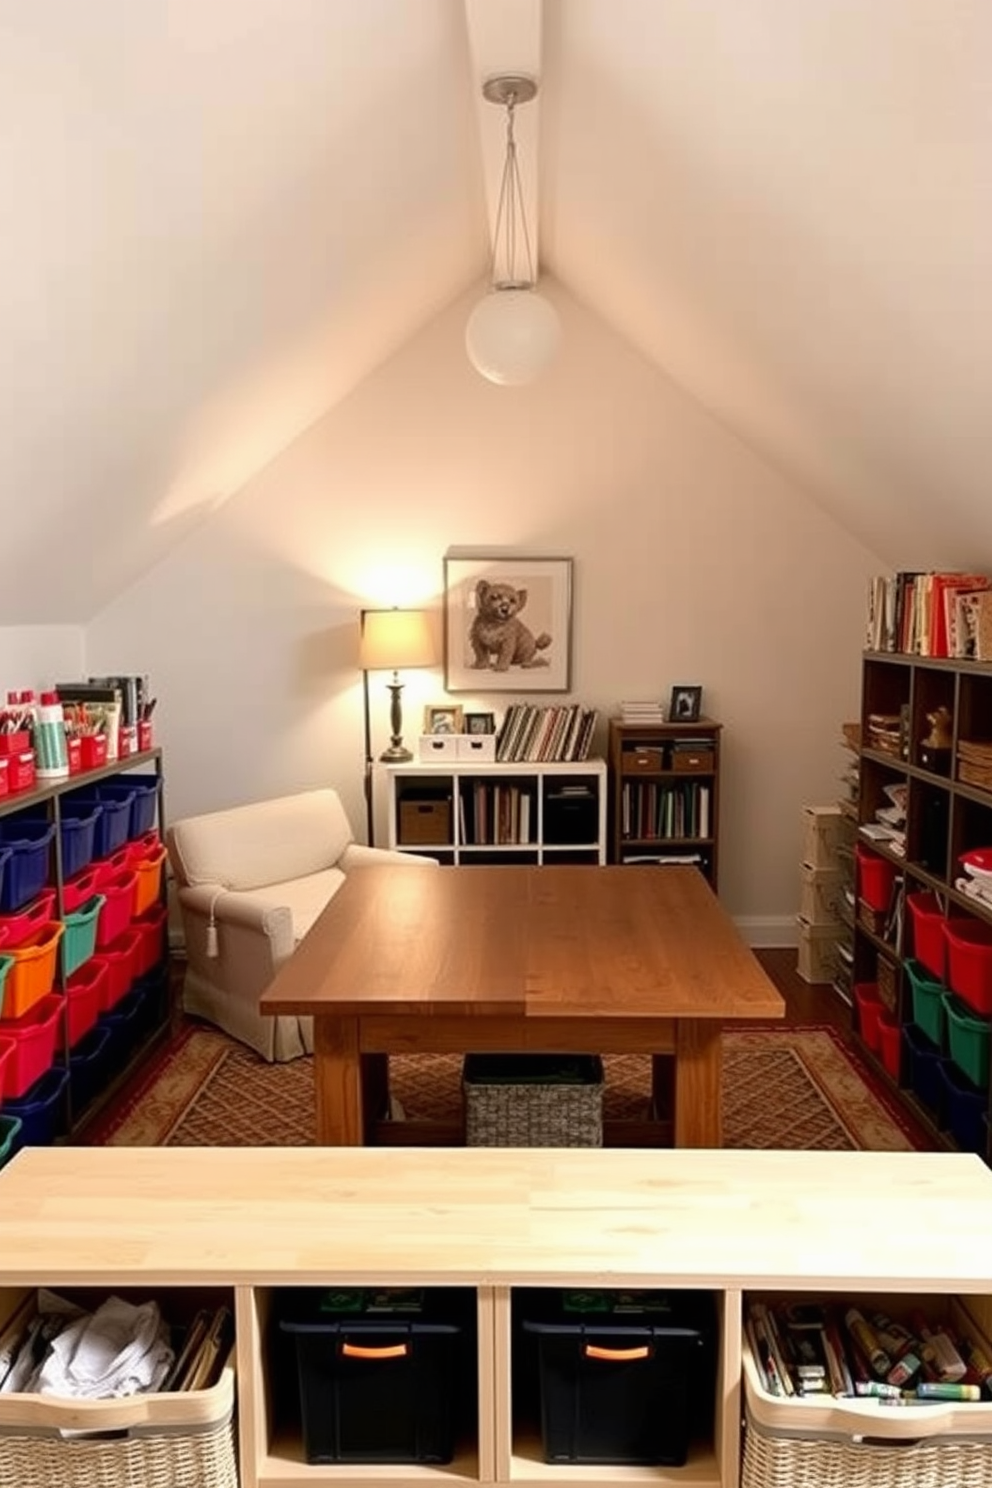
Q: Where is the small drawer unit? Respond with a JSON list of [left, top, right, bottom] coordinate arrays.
[[621, 747, 664, 775]]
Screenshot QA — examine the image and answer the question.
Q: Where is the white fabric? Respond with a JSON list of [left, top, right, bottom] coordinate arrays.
[[32, 1297, 173, 1399], [234, 865, 347, 941], [168, 788, 353, 892]]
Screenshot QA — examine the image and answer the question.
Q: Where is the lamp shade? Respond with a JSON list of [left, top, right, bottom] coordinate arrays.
[[360, 608, 436, 670], [465, 287, 561, 387]]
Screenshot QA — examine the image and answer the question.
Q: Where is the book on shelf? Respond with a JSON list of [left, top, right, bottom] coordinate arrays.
[[866, 571, 992, 657], [495, 704, 598, 763]]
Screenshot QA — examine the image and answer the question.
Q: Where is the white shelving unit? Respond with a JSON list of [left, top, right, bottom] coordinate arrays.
[[380, 759, 607, 865]]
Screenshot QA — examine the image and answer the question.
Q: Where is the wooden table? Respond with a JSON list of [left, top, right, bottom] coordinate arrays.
[[260, 864, 784, 1148]]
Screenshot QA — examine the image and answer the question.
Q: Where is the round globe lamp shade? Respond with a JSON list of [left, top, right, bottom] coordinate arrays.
[[465, 288, 561, 386]]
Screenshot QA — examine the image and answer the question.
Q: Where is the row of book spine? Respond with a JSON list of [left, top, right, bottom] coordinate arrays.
[[621, 781, 711, 841], [496, 704, 598, 763], [458, 784, 532, 845], [866, 571, 991, 658]]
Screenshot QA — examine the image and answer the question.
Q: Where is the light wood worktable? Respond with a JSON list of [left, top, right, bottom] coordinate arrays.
[[260, 864, 785, 1148]]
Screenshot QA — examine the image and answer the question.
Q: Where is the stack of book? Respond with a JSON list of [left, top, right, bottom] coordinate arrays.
[[958, 739, 992, 792], [619, 700, 665, 724], [866, 712, 904, 757], [495, 704, 598, 763]]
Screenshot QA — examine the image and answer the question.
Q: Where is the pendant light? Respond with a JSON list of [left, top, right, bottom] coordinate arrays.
[[465, 75, 561, 386]]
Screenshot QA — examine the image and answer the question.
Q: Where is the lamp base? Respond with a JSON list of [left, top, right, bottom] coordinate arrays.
[[379, 744, 413, 763]]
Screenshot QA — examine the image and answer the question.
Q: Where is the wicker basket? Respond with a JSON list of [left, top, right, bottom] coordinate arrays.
[[463, 1054, 603, 1147], [0, 1347, 238, 1488], [742, 1313, 992, 1488]]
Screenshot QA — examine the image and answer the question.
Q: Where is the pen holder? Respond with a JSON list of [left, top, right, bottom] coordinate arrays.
[[66, 736, 82, 775], [138, 720, 153, 752], [0, 731, 30, 758], [118, 724, 138, 759], [79, 734, 108, 771]]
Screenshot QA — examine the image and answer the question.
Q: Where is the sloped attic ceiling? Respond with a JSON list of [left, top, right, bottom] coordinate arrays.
[[1, 0, 989, 624]]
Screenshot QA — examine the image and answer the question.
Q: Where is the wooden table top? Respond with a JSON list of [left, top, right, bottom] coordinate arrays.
[[260, 864, 785, 1021]]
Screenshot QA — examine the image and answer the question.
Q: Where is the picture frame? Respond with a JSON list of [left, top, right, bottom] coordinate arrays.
[[669, 685, 703, 723], [464, 711, 496, 735], [443, 555, 573, 692], [424, 704, 464, 735]]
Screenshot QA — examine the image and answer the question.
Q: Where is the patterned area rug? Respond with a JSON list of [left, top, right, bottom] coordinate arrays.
[[91, 1026, 918, 1150]]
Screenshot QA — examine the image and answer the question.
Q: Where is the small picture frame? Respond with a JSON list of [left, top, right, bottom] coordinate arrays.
[[669, 685, 702, 723], [424, 704, 464, 735], [464, 711, 496, 736]]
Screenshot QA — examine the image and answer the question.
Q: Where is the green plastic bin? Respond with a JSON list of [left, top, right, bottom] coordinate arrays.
[[943, 992, 991, 1090], [0, 1114, 22, 1171], [905, 957, 946, 1050], [60, 894, 106, 978], [0, 952, 12, 1019]]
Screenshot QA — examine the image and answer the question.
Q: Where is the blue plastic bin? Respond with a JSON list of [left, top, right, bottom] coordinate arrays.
[[0, 1114, 22, 1170], [0, 845, 10, 909], [93, 776, 159, 839], [0, 820, 55, 913], [901, 1023, 943, 1121], [69, 1023, 113, 1117], [935, 1058, 987, 1153], [64, 793, 132, 857], [3, 1065, 69, 1146], [100, 981, 147, 1064], [55, 802, 103, 878]]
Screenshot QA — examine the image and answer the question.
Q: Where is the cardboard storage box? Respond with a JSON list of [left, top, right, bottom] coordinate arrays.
[[801, 805, 846, 868], [798, 863, 844, 925], [398, 794, 451, 846], [796, 916, 843, 984]]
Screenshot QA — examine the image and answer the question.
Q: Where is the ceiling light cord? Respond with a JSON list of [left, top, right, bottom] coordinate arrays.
[[490, 93, 534, 290]]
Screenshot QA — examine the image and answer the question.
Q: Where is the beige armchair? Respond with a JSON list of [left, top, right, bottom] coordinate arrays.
[[166, 788, 437, 1061]]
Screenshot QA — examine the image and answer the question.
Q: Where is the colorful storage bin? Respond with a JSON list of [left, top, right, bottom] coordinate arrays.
[[0, 845, 10, 904], [18, 804, 101, 879], [66, 956, 109, 1047], [943, 992, 991, 1089], [904, 957, 947, 1049], [906, 891, 948, 981], [853, 982, 882, 1052], [901, 1023, 943, 1121], [0, 1113, 21, 1170], [61, 865, 99, 914], [3, 1065, 69, 1146], [855, 845, 896, 912], [131, 903, 167, 978], [65, 792, 131, 857], [0, 1035, 14, 1101], [61, 894, 105, 978], [90, 928, 141, 1011], [0, 889, 57, 948], [94, 775, 159, 839], [934, 1058, 987, 1153], [943, 916, 992, 1016], [0, 956, 11, 1021], [130, 841, 166, 917], [0, 993, 62, 1099], [1, 921, 64, 1019], [877, 1008, 902, 1080], [68, 1022, 113, 1115], [0, 820, 55, 913], [94, 869, 136, 947]]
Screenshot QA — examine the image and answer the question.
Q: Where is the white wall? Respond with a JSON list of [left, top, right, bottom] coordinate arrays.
[[0, 627, 84, 696], [86, 281, 883, 935]]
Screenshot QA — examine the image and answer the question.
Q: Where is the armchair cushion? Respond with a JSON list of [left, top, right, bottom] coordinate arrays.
[[168, 789, 353, 891]]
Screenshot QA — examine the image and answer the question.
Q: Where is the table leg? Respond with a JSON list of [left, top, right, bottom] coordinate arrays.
[[673, 1020, 722, 1147], [314, 1015, 364, 1145]]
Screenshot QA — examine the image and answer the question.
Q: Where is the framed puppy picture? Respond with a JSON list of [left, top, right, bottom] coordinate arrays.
[[443, 554, 573, 692]]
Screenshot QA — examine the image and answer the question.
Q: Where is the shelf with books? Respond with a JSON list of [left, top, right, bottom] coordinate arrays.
[[855, 652, 992, 1163], [607, 718, 721, 888], [382, 760, 607, 866]]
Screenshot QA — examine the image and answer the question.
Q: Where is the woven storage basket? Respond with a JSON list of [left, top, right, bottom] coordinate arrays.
[[0, 1348, 238, 1488], [742, 1316, 992, 1488], [463, 1054, 603, 1147]]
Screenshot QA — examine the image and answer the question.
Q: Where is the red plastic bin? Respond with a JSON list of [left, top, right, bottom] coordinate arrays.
[[943, 917, 992, 1017], [856, 846, 897, 913], [131, 903, 167, 978], [0, 889, 58, 948], [62, 865, 100, 915], [907, 891, 948, 982], [877, 1009, 902, 1080], [94, 869, 137, 947], [0, 992, 62, 1099], [90, 929, 141, 1012], [0, 1035, 14, 1101], [854, 982, 883, 1052], [66, 958, 108, 1048], [91, 848, 131, 889]]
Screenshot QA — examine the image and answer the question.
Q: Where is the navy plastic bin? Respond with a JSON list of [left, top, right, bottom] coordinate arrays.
[[65, 793, 132, 857], [94, 776, 159, 839], [935, 1058, 987, 1153], [130, 968, 170, 1046], [3, 1065, 69, 1146], [0, 821, 55, 913], [69, 1023, 113, 1117], [0, 846, 11, 910], [56, 803, 103, 878], [100, 981, 147, 1064], [902, 1023, 943, 1120]]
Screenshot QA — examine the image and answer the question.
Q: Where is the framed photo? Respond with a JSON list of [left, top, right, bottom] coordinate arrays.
[[669, 685, 703, 723], [424, 704, 464, 735], [443, 555, 573, 692], [464, 711, 496, 735]]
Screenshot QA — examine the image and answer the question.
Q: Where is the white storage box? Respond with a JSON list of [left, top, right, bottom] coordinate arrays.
[[801, 805, 846, 868], [456, 735, 496, 762], [796, 916, 843, 984], [418, 734, 458, 762], [742, 1298, 992, 1488]]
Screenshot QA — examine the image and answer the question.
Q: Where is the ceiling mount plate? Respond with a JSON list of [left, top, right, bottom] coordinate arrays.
[[482, 75, 538, 108]]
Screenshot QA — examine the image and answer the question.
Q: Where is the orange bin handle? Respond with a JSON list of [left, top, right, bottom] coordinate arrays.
[[583, 1344, 650, 1362], [341, 1342, 409, 1360]]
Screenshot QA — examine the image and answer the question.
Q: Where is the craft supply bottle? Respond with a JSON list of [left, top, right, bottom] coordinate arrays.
[[35, 691, 69, 779]]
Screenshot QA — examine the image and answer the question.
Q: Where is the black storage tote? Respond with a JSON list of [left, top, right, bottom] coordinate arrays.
[[521, 1289, 714, 1467], [279, 1288, 463, 1465]]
